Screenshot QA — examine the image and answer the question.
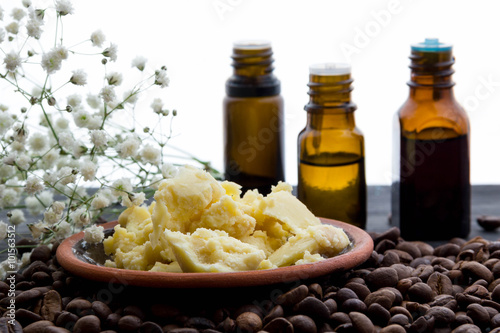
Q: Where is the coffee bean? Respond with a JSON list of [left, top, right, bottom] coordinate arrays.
[[427, 272, 454, 296], [288, 315, 316, 333], [118, 315, 142, 332], [408, 315, 435, 333], [388, 313, 410, 326], [73, 315, 101, 333], [123, 305, 146, 321], [364, 289, 396, 310], [330, 312, 352, 327], [91, 301, 112, 321], [477, 215, 500, 231], [389, 306, 412, 322], [375, 239, 396, 253], [411, 264, 434, 281], [308, 283, 322, 299], [451, 323, 482, 333], [217, 317, 235, 332], [374, 227, 400, 244], [466, 303, 490, 329], [263, 305, 284, 325], [323, 299, 337, 314], [385, 249, 413, 264], [55, 311, 79, 328], [492, 313, 500, 328], [381, 251, 400, 266], [336, 287, 359, 304], [464, 284, 489, 299], [407, 282, 433, 303], [15, 289, 42, 305], [434, 243, 461, 258], [276, 285, 308, 307], [344, 282, 371, 301], [349, 312, 374, 333], [396, 242, 422, 259], [44, 327, 71, 333], [40, 290, 62, 322], [23, 320, 54, 333], [380, 324, 406, 333], [139, 321, 163, 333], [367, 303, 391, 326], [263, 317, 293, 333], [365, 267, 399, 290], [294, 296, 330, 320], [31, 271, 52, 286], [30, 245, 52, 263], [104, 313, 121, 330], [66, 298, 92, 316], [461, 261, 494, 283], [453, 314, 473, 327], [426, 306, 455, 327], [412, 241, 435, 256], [390, 264, 414, 280]]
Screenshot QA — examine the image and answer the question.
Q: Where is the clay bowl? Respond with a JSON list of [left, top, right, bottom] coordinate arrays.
[[56, 218, 373, 288]]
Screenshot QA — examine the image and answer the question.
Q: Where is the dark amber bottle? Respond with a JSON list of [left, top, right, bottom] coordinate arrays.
[[391, 38, 470, 241], [297, 64, 366, 229], [223, 41, 284, 194]]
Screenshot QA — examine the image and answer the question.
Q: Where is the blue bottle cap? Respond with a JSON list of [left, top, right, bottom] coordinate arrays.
[[411, 38, 452, 52]]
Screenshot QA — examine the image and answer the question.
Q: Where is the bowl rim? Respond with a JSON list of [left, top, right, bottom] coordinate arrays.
[[56, 218, 373, 288]]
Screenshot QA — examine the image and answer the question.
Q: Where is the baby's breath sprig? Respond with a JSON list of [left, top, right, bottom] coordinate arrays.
[[0, 0, 216, 276]]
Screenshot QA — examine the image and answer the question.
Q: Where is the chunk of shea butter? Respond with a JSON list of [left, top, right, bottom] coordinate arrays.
[[260, 184, 321, 234], [151, 165, 225, 246], [164, 228, 266, 272], [268, 224, 350, 267]]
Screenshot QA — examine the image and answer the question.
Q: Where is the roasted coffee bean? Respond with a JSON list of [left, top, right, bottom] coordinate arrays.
[[184, 316, 215, 330], [434, 243, 461, 258], [293, 296, 330, 320], [381, 250, 401, 267], [308, 283, 322, 299], [91, 301, 112, 321], [40, 290, 62, 322], [380, 324, 406, 333], [477, 215, 500, 231], [373, 227, 400, 244], [73, 315, 101, 333], [463, 284, 489, 299], [23, 320, 54, 333], [365, 267, 399, 290], [263, 317, 293, 333], [408, 315, 435, 333], [30, 245, 52, 263], [375, 239, 396, 254], [427, 272, 454, 296], [341, 298, 367, 314], [461, 261, 494, 283], [407, 282, 434, 303], [330, 312, 352, 327], [396, 242, 422, 259], [15, 289, 42, 305], [385, 249, 413, 264], [388, 313, 410, 326], [349, 312, 374, 333], [389, 306, 412, 322], [411, 264, 434, 281], [288, 315, 316, 333], [55, 311, 79, 328], [66, 298, 93, 317], [118, 315, 142, 332], [367, 303, 391, 326], [364, 289, 396, 310], [336, 288, 359, 304], [390, 264, 413, 280], [466, 303, 490, 329], [426, 306, 455, 327], [323, 298, 337, 314], [452, 324, 482, 332], [276, 285, 308, 307], [344, 282, 370, 301], [263, 305, 284, 325]]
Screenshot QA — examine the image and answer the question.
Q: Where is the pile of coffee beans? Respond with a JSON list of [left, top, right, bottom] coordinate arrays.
[[3, 227, 500, 332]]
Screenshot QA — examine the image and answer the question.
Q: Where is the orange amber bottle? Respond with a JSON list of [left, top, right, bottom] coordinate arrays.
[[298, 64, 366, 229], [391, 39, 470, 241], [223, 41, 284, 194]]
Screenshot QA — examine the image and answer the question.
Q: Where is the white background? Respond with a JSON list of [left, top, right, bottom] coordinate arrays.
[[10, 0, 500, 185]]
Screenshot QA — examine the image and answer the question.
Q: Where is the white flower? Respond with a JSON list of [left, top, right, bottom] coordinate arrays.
[[11, 8, 26, 21], [102, 43, 117, 61], [9, 209, 25, 226], [116, 135, 140, 158], [55, 221, 72, 238], [4, 52, 21, 72], [121, 192, 146, 208], [0, 222, 7, 240], [28, 132, 48, 152], [90, 29, 105, 47], [86, 114, 102, 130], [55, 0, 74, 16], [55, 45, 69, 60], [86, 94, 100, 109], [26, 19, 43, 39], [1, 189, 21, 209], [84, 225, 104, 244], [41, 50, 62, 74], [106, 72, 122, 86], [111, 178, 132, 197], [140, 144, 161, 165], [151, 98, 163, 114], [67, 93, 82, 107], [5, 22, 19, 34], [43, 210, 59, 225], [21, 252, 31, 268], [0, 112, 14, 135], [155, 69, 170, 88], [15, 154, 31, 170], [0, 6, 4, 21], [132, 56, 147, 71], [72, 110, 91, 128], [0, 28, 4, 44], [59, 131, 75, 151], [25, 191, 53, 216], [123, 90, 139, 104], [99, 86, 116, 104], [90, 129, 107, 148], [91, 193, 110, 210], [13, 125, 28, 143], [57, 166, 77, 185], [51, 201, 65, 215], [25, 177, 44, 195], [55, 117, 69, 131], [70, 208, 91, 228], [22, 0, 32, 8], [161, 164, 178, 178], [80, 160, 97, 181], [29, 221, 47, 239], [70, 69, 87, 85], [40, 150, 58, 169]]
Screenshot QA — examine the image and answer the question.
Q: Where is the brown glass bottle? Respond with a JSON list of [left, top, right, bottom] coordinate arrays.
[[223, 41, 284, 195], [297, 64, 366, 229], [391, 39, 470, 241]]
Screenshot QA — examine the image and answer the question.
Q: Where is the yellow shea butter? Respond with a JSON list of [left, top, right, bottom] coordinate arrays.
[[164, 228, 266, 273], [103, 165, 351, 273]]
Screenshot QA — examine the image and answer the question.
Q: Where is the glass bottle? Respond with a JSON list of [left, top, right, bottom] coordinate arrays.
[[391, 38, 470, 241], [297, 63, 366, 229], [223, 41, 284, 195]]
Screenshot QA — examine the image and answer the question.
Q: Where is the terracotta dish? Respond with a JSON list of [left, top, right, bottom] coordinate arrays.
[[56, 218, 373, 288]]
